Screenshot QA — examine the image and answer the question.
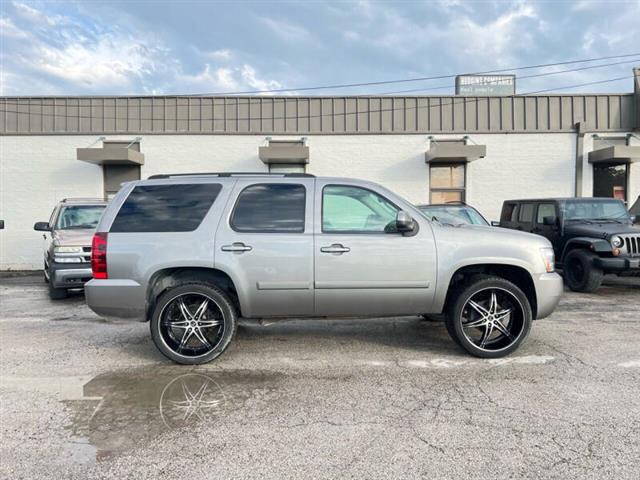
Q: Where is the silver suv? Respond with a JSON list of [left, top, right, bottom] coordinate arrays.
[[85, 173, 563, 364], [34, 198, 107, 299]]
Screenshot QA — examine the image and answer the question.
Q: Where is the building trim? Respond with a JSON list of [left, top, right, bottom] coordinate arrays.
[[1, 93, 636, 135]]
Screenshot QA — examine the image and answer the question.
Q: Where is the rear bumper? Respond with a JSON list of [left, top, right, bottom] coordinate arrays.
[[533, 272, 563, 320], [594, 256, 640, 272], [50, 264, 93, 289], [84, 278, 146, 319]]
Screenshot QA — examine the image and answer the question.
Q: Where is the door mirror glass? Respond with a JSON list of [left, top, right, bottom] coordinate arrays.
[[542, 216, 557, 226], [34, 222, 50, 232], [394, 211, 415, 233], [0, 220, 4, 230]]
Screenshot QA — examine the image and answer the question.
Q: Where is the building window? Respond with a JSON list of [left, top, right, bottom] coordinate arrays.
[[268, 163, 305, 174], [593, 163, 628, 201], [430, 163, 465, 203]]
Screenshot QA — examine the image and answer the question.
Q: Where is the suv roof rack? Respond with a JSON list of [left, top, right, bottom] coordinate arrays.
[[148, 172, 315, 179], [61, 197, 107, 203]]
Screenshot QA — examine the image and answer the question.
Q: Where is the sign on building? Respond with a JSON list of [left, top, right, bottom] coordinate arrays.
[[455, 74, 516, 96]]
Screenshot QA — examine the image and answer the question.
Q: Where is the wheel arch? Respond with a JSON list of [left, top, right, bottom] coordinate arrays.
[[146, 267, 242, 320], [560, 237, 610, 262], [441, 264, 537, 319]]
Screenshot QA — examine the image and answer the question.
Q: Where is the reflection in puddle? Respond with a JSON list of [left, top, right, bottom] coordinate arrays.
[[64, 367, 280, 461]]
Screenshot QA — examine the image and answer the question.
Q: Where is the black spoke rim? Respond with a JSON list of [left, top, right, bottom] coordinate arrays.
[[460, 287, 525, 352], [159, 293, 225, 358]]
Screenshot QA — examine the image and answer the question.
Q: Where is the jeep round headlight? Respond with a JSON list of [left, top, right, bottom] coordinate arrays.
[[540, 247, 555, 273], [610, 235, 623, 248], [54, 246, 83, 253]]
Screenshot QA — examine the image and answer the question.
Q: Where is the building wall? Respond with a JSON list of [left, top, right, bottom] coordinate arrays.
[[0, 131, 634, 270]]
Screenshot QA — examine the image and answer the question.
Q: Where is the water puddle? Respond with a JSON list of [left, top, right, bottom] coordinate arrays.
[[61, 367, 282, 462]]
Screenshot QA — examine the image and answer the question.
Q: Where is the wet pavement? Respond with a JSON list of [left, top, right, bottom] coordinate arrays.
[[1, 273, 639, 479]]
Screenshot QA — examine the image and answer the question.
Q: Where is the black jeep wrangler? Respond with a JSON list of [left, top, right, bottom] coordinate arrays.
[[499, 197, 640, 292]]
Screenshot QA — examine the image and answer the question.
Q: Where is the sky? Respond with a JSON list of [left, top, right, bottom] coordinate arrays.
[[0, 0, 639, 96]]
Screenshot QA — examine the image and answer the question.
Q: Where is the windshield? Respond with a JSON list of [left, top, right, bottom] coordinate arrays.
[[562, 199, 630, 222], [55, 205, 106, 230], [418, 205, 488, 226]]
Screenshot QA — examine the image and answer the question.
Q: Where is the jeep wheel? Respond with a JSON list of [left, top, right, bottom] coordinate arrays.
[[150, 283, 238, 365], [446, 276, 532, 358], [563, 249, 603, 293], [48, 282, 68, 300]]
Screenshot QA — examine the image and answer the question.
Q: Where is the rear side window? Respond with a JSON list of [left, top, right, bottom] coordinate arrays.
[[110, 184, 222, 232], [537, 203, 556, 223], [501, 203, 517, 222], [518, 203, 535, 222], [231, 184, 305, 233]]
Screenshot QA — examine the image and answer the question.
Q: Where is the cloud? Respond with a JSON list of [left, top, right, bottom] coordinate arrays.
[[206, 49, 232, 60], [260, 16, 311, 42], [0, 1, 284, 95]]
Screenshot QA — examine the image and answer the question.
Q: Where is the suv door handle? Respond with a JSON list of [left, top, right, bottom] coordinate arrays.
[[320, 244, 350, 254], [221, 242, 252, 253]]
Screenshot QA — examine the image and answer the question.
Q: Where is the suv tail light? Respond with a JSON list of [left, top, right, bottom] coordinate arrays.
[[91, 232, 108, 279]]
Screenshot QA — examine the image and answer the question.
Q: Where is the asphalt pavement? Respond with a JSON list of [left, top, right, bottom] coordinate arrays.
[[1, 273, 639, 479]]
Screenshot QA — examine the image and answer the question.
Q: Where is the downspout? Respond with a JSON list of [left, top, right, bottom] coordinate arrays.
[[634, 67, 640, 132], [574, 122, 587, 197]]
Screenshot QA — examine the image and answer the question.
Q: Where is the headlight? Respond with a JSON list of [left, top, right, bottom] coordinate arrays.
[[540, 247, 555, 273], [54, 246, 83, 253], [610, 235, 623, 248]]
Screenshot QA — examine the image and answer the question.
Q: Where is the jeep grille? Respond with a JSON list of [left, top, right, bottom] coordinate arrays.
[[622, 235, 640, 257]]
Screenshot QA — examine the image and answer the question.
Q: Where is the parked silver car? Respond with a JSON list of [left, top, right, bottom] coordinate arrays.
[[34, 198, 107, 299], [85, 173, 563, 364]]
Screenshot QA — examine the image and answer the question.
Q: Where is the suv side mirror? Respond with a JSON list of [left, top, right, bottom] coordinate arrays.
[[34, 222, 51, 232], [491, 221, 500, 227], [542, 216, 557, 226], [634, 214, 640, 224], [395, 211, 416, 233], [0, 220, 4, 230]]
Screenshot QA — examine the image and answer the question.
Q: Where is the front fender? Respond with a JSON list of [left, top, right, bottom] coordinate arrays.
[[561, 237, 610, 261]]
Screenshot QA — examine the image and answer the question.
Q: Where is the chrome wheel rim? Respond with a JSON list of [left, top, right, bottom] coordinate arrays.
[[460, 287, 525, 352], [159, 293, 225, 358]]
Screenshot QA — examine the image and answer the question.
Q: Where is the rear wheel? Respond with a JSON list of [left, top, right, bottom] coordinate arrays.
[[563, 249, 603, 293], [150, 282, 238, 365], [446, 276, 532, 358]]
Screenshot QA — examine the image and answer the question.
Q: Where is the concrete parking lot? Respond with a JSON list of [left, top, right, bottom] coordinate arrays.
[[1, 273, 639, 479]]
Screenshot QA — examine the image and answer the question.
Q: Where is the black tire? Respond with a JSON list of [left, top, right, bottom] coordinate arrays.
[[563, 249, 603, 293], [445, 276, 532, 358], [48, 281, 68, 300], [150, 282, 238, 365]]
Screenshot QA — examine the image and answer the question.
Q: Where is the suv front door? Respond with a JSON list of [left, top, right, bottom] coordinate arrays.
[[313, 181, 436, 316], [215, 178, 315, 317]]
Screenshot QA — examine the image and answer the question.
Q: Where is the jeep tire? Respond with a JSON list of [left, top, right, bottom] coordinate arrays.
[[563, 249, 603, 293]]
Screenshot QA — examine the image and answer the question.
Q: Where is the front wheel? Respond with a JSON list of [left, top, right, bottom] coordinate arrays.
[[150, 283, 238, 365], [446, 276, 532, 358], [563, 249, 603, 293]]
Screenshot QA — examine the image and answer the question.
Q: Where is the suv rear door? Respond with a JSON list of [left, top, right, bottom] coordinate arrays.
[[215, 178, 315, 317], [533, 202, 560, 251], [313, 180, 436, 316]]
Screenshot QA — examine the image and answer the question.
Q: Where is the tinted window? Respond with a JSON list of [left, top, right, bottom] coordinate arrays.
[[111, 184, 221, 233], [231, 184, 305, 233], [501, 203, 517, 222], [537, 203, 556, 223], [323, 185, 399, 233], [518, 203, 535, 222]]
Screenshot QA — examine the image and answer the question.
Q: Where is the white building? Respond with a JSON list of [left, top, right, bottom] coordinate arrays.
[[1, 72, 639, 270]]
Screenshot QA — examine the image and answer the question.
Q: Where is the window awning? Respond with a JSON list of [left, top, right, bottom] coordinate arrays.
[[425, 143, 486, 163], [588, 145, 640, 164], [77, 140, 144, 166], [259, 140, 309, 165]]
